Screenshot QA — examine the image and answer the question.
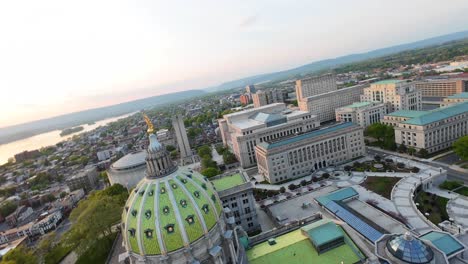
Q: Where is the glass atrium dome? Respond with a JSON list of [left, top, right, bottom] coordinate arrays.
[[386, 232, 434, 264]]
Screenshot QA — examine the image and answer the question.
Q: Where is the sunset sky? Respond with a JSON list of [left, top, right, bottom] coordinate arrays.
[[1, 0, 467, 128]]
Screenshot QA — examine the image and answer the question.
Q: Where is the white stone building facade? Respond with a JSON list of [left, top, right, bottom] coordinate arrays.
[[255, 123, 365, 183]]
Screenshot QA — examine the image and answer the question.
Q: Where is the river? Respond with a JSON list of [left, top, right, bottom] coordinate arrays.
[[0, 112, 136, 165]]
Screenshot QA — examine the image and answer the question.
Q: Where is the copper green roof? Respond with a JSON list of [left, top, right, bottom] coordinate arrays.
[[211, 173, 246, 191], [402, 102, 468, 125], [420, 231, 466, 256], [386, 110, 428, 118], [374, 79, 405, 85], [258, 123, 357, 150], [301, 219, 343, 247], [342, 101, 373, 108], [446, 92, 468, 99], [246, 225, 362, 264], [122, 167, 223, 256], [315, 187, 359, 206]]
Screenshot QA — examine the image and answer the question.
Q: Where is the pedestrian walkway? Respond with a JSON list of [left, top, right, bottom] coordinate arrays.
[[391, 172, 437, 235], [447, 196, 468, 231], [426, 187, 460, 199]]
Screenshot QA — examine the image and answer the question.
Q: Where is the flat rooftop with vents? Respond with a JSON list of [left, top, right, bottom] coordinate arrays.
[[246, 219, 365, 264]]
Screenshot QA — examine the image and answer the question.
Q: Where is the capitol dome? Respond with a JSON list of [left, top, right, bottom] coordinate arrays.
[[122, 115, 237, 264]]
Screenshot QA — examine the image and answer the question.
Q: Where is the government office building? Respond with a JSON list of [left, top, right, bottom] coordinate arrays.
[[384, 102, 468, 153], [335, 101, 387, 128], [295, 73, 337, 100], [218, 103, 319, 168], [298, 84, 367, 122], [255, 122, 365, 183], [360, 80, 422, 113]]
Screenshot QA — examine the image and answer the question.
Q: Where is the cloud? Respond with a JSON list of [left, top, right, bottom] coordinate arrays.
[[238, 15, 258, 28]]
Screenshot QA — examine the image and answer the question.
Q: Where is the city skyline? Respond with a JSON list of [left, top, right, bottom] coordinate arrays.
[[1, 0, 468, 128]]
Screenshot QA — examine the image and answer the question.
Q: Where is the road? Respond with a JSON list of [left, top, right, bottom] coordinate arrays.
[[367, 148, 468, 185]]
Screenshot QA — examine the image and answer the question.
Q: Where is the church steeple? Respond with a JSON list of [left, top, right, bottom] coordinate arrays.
[[142, 114, 176, 178]]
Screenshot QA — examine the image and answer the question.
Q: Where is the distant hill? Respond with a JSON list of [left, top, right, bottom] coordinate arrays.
[[0, 89, 206, 144], [207, 30, 468, 91]]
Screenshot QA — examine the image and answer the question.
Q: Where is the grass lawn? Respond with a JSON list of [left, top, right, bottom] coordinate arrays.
[[75, 233, 117, 264], [414, 191, 449, 225], [360, 176, 400, 199], [439, 180, 463, 190], [455, 186, 468, 196]]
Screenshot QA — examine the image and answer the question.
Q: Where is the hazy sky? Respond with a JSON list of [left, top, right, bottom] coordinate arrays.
[[1, 0, 467, 128]]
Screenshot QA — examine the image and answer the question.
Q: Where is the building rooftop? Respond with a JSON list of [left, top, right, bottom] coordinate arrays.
[[258, 122, 356, 150], [315, 187, 359, 206], [403, 102, 468, 125], [302, 219, 343, 247], [344, 101, 372, 108], [211, 173, 246, 192], [111, 151, 146, 170], [386, 110, 428, 118], [373, 79, 404, 85], [420, 231, 466, 257], [446, 92, 468, 99], [246, 228, 361, 264]]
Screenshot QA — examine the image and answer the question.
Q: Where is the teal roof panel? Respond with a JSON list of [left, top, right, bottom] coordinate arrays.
[[447, 92, 468, 99], [403, 102, 468, 125], [420, 231, 465, 256], [259, 123, 356, 150]]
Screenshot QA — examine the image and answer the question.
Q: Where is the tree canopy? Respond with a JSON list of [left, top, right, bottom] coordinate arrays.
[[453, 136, 468, 160]]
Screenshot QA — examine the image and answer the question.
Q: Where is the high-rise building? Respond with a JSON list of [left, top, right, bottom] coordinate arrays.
[[296, 73, 337, 100], [335, 101, 387, 128], [218, 103, 319, 168], [298, 84, 366, 122], [245, 84, 256, 95], [256, 123, 365, 183], [172, 115, 195, 164], [239, 94, 251, 105], [360, 80, 422, 112], [252, 89, 286, 108], [415, 74, 468, 98]]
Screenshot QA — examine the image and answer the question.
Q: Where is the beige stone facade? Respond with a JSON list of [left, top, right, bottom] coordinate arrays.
[[335, 101, 387, 128], [296, 73, 337, 100], [360, 80, 422, 113], [298, 84, 366, 122], [218, 103, 319, 168], [255, 123, 365, 183]]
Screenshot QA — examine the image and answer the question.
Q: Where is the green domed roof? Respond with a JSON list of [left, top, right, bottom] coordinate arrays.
[[122, 167, 223, 255]]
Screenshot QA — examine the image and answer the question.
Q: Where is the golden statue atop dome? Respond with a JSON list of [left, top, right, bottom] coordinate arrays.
[[143, 113, 154, 134]]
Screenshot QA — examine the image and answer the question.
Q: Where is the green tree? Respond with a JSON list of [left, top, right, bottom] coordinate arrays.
[[201, 167, 220, 178], [165, 145, 176, 152], [0, 201, 18, 217], [222, 150, 237, 164], [2, 246, 38, 264], [418, 148, 429, 158], [453, 136, 468, 160], [398, 144, 407, 153], [197, 145, 212, 158], [407, 147, 416, 156]]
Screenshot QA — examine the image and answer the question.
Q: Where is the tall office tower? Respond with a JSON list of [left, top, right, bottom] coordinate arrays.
[[172, 115, 194, 164], [298, 84, 366, 122], [295, 73, 337, 100], [360, 80, 422, 113], [239, 94, 251, 105], [245, 84, 256, 95], [415, 74, 468, 98], [252, 89, 286, 108]]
